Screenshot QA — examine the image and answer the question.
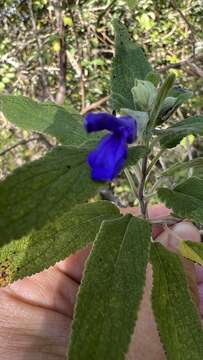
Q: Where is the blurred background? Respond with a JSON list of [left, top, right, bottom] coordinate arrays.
[[0, 0, 202, 206]]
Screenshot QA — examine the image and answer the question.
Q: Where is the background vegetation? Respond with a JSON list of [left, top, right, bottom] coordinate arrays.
[[0, 0, 202, 205]]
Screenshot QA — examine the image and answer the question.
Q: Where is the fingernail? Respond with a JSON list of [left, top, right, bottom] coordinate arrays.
[[170, 222, 200, 250]]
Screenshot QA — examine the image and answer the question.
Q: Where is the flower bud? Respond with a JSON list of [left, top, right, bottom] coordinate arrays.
[[131, 79, 157, 111]]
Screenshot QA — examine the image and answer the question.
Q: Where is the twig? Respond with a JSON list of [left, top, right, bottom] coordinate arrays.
[[170, 0, 196, 57], [27, 0, 50, 100], [37, 133, 53, 149], [0, 137, 39, 157], [158, 60, 203, 78], [53, 0, 67, 105], [96, 0, 117, 26], [81, 96, 109, 115]]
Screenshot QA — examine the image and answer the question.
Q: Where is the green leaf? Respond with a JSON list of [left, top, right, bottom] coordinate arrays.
[[180, 241, 203, 267], [158, 177, 203, 223], [126, 145, 149, 166], [145, 71, 161, 87], [120, 109, 149, 137], [68, 215, 151, 360], [159, 115, 203, 148], [0, 201, 119, 286], [0, 145, 102, 245], [162, 158, 203, 176], [151, 243, 203, 360], [111, 20, 152, 111], [156, 87, 192, 125], [0, 95, 89, 146], [149, 73, 175, 128]]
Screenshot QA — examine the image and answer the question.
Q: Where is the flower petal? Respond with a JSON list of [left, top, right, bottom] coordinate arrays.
[[117, 115, 137, 143], [84, 112, 120, 133], [88, 133, 128, 181]]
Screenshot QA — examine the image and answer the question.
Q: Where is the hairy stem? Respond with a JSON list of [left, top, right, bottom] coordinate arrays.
[[138, 155, 148, 218], [124, 168, 138, 199], [145, 148, 165, 182]]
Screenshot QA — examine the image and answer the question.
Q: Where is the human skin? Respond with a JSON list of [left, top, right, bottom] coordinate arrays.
[[0, 205, 202, 360]]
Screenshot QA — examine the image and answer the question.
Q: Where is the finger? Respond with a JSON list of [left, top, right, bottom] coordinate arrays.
[[120, 204, 171, 239], [0, 289, 69, 359], [2, 264, 79, 317], [127, 263, 165, 360], [56, 245, 91, 284], [156, 221, 200, 250], [0, 245, 91, 317]]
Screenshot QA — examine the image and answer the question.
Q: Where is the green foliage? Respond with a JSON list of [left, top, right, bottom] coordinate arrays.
[[158, 177, 203, 223], [149, 73, 175, 128], [159, 116, 203, 148], [180, 241, 203, 267], [0, 201, 119, 285], [0, 95, 89, 146], [126, 145, 149, 166], [162, 158, 203, 176], [157, 87, 193, 125], [150, 243, 203, 360], [125, 0, 137, 9], [0, 3, 203, 359], [111, 20, 152, 111], [0, 145, 102, 244], [68, 215, 151, 360]]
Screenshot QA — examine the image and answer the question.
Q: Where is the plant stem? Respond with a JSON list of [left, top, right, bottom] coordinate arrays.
[[145, 148, 165, 182], [138, 155, 148, 218], [0, 137, 39, 157], [124, 168, 138, 199]]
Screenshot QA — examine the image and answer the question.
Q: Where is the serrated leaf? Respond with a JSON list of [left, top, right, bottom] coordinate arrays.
[[0, 201, 119, 286], [111, 20, 152, 111], [180, 241, 203, 267], [68, 215, 151, 360], [0, 145, 102, 245], [151, 243, 203, 360], [159, 116, 203, 148], [158, 177, 203, 223], [162, 158, 203, 176], [0, 95, 89, 145], [126, 145, 149, 166]]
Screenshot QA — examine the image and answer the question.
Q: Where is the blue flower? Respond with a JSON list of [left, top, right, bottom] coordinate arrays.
[[84, 112, 137, 181]]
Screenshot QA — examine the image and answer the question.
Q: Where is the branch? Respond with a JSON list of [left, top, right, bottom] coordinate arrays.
[[80, 96, 109, 115], [52, 0, 67, 105], [170, 0, 196, 57], [68, 4, 86, 112], [0, 137, 39, 157], [27, 0, 50, 100], [158, 58, 203, 78]]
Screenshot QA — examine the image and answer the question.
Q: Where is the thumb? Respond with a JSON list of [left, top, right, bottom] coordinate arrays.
[[155, 221, 200, 251]]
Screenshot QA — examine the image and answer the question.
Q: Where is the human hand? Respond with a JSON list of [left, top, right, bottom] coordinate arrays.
[[0, 205, 202, 360]]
